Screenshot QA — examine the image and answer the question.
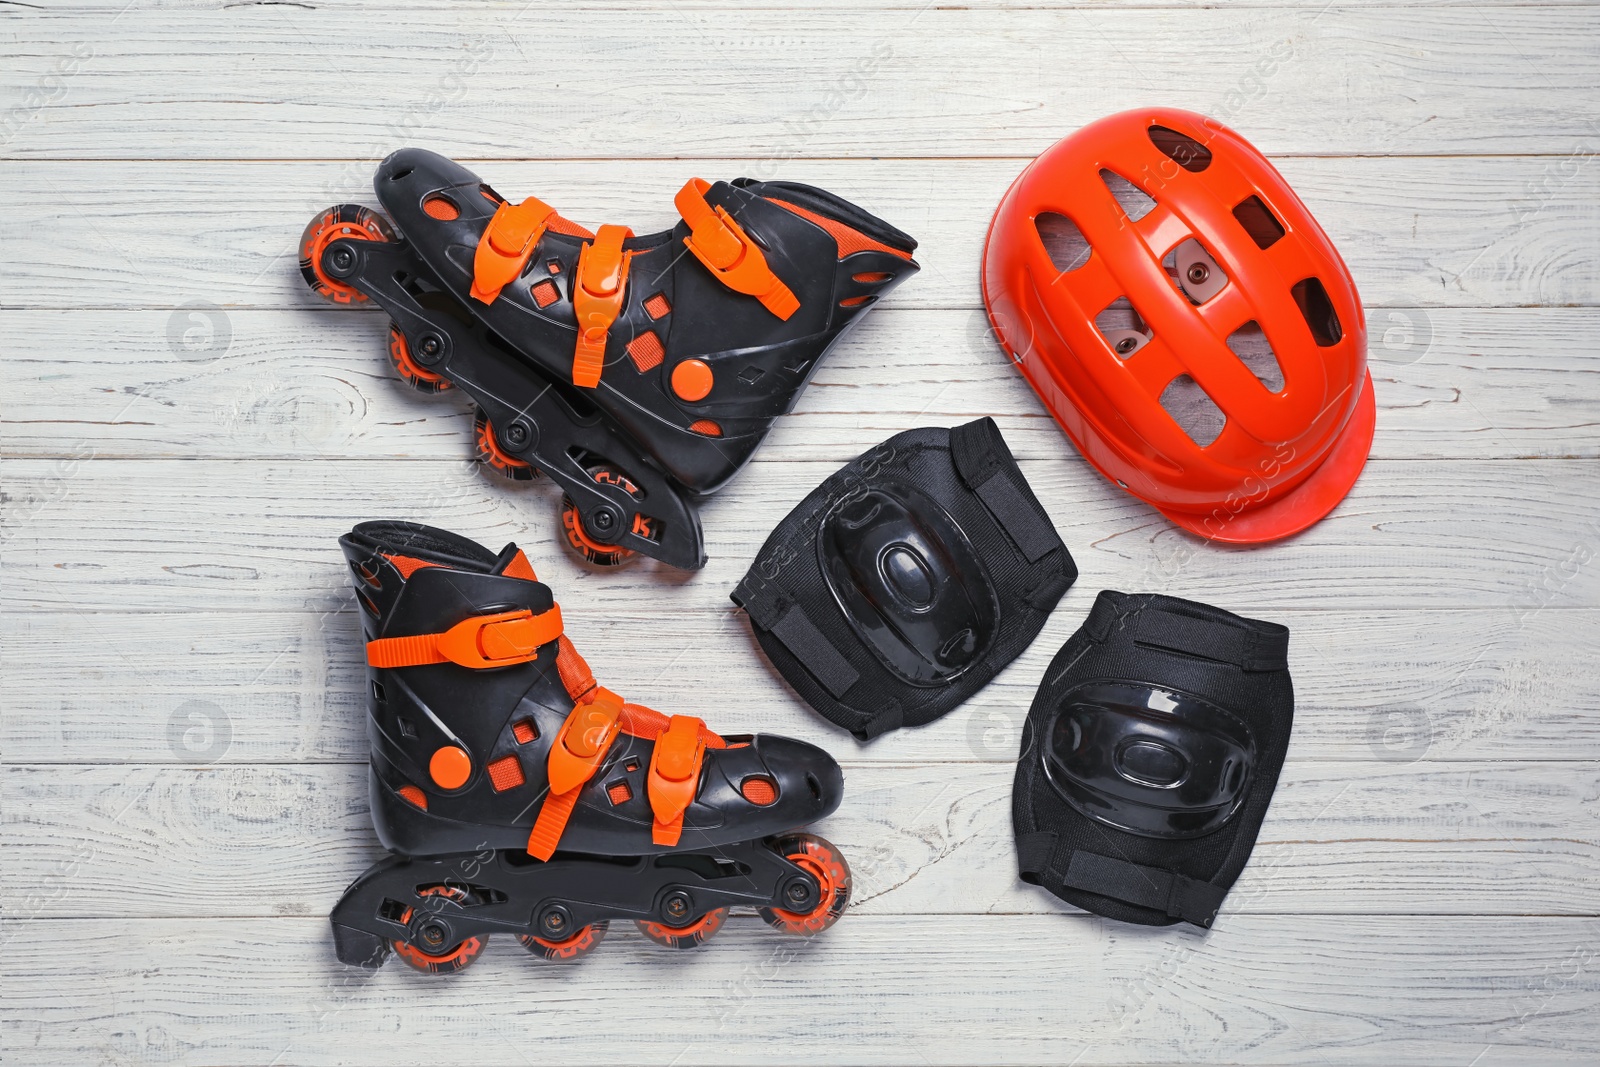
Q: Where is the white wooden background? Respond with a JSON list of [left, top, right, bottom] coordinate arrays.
[[3, 2, 1598, 1065]]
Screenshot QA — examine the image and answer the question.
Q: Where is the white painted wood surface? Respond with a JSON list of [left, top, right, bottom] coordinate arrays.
[[3, 3, 1597, 1064]]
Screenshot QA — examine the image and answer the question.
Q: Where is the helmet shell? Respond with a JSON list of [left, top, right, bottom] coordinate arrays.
[[981, 108, 1374, 542]]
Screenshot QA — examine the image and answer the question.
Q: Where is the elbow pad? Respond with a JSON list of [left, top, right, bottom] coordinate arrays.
[[1012, 591, 1293, 928], [733, 417, 1076, 740]]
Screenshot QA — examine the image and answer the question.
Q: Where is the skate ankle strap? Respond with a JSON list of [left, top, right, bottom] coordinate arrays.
[[528, 688, 626, 860], [366, 606, 563, 670], [676, 178, 800, 320], [571, 224, 634, 388], [647, 714, 708, 847], [472, 195, 557, 304]]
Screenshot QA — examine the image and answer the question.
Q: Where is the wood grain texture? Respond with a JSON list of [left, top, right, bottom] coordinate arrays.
[[5, 760, 1598, 918], [6, 455, 1599, 613], [1, 155, 1596, 311], [4, 7, 1599, 159], [2, 916, 1597, 1066], [4, 608, 1597, 765], [5, 1, 1599, 1063], [5, 306, 1598, 461]]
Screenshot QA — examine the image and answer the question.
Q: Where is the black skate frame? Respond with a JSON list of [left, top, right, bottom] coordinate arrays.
[[320, 235, 708, 570], [330, 837, 824, 967]]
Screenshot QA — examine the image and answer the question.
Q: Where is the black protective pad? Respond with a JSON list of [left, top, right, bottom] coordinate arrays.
[[733, 418, 1076, 740], [1012, 590, 1293, 928]]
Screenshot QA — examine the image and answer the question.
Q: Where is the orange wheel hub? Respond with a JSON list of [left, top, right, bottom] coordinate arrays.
[[299, 204, 393, 305]]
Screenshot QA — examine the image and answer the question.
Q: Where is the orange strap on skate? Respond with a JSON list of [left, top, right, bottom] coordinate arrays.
[[675, 178, 800, 320], [366, 607, 563, 670], [527, 687, 625, 860], [570, 224, 634, 388], [472, 195, 558, 304], [647, 714, 709, 847]]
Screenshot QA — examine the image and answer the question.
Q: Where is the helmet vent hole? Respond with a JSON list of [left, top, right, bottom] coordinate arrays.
[[1096, 297, 1153, 360], [1291, 278, 1343, 347], [1233, 195, 1286, 250], [1100, 170, 1155, 222], [1163, 238, 1228, 305], [1226, 321, 1285, 392], [1148, 125, 1213, 173], [1035, 212, 1092, 273], [1160, 375, 1226, 448]]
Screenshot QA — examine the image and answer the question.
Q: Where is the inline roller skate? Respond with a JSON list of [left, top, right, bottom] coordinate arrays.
[[330, 521, 851, 973], [301, 150, 919, 570]]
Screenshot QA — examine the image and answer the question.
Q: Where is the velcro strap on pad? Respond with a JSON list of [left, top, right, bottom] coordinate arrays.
[[768, 600, 860, 699], [950, 417, 1061, 564], [1060, 850, 1227, 928], [1133, 610, 1288, 672]]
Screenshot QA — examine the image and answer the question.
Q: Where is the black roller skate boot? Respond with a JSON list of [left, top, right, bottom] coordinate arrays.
[[329, 521, 851, 973], [301, 151, 919, 570]]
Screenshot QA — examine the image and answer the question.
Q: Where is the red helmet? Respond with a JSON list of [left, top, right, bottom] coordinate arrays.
[[981, 108, 1374, 543]]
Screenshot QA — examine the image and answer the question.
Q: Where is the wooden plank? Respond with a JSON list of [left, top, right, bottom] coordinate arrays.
[[0, 155, 1595, 311], [4, 7, 1599, 159], [2, 915, 1596, 1065], [4, 306, 1597, 461], [5, 760, 1597, 918], [4, 456, 1598, 614], [4, 608, 1597, 765]]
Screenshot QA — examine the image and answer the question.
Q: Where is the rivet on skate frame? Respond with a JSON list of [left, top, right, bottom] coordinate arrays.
[[325, 245, 358, 278], [784, 876, 818, 911], [662, 891, 692, 924], [503, 420, 532, 448], [414, 332, 447, 366], [538, 904, 572, 938], [419, 922, 448, 949]]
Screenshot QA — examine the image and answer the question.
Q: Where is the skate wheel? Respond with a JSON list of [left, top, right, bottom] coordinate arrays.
[[388, 323, 450, 394], [559, 467, 653, 568], [519, 919, 609, 962], [299, 204, 394, 305], [474, 408, 538, 481], [758, 832, 852, 936], [635, 907, 728, 950], [393, 886, 487, 975]]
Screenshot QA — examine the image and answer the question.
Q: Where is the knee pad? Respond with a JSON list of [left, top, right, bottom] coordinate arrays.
[[1012, 591, 1293, 927], [733, 417, 1077, 740]]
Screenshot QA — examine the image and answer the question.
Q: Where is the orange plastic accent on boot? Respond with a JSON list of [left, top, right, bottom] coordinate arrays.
[[365, 606, 563, 669], [571, 224, 634, 387], [429, 745, 472, 789], [670, 359, 714, 401], [675, 178, 799, 320], [499, 548, 538, 581], [554, 635, 597, 701], [472, 196, 557, 304], [648, 714, 708, 846], [382, 553, 437, 580], [527, 688, 624, 860], [769, 198, 916, 261]]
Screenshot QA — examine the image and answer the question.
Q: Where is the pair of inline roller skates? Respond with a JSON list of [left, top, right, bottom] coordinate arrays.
[[302, 151, 918, 972]]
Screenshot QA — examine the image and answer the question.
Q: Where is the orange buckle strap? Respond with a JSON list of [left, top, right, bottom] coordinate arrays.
[[674, 178, 800, 321], [647, 714, 709, 847], [471, 195, 557, 304], [527, 687, 625, 860], [571, 224, 634, 387], [366, 606, 564, 670]]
